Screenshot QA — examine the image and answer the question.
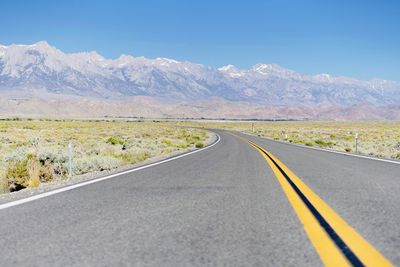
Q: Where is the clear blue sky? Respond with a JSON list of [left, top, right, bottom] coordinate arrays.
[[1, 0, 399, 81]]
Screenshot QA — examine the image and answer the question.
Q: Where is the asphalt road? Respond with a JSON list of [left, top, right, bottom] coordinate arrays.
[[0, 130, 399, 266]]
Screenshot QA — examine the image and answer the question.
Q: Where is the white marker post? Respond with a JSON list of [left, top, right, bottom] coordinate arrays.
[[355, 132, 359, 154], [68, 140, 72, 177]]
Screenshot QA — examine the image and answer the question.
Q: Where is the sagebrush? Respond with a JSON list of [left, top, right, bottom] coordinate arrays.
[[0, 119, 209, 193]]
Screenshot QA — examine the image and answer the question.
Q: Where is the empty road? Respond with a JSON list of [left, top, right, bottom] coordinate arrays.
[[0, 130, 398, 266]]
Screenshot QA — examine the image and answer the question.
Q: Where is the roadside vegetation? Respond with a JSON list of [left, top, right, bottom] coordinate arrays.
[[3, 118, 398, 194], [0, 119, 209, 193], [179, 120, 400, 161]]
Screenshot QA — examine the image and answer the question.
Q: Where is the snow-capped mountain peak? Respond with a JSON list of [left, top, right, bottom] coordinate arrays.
[[313, 73, 332, 82], [218, 64, 243, 77], [251, 63, 293, 75], [114, 54, 136, 66], [31, 40, 52, 49], [218, 64, 237, 72], [252, 63, 278, 74], [73, 51, 105, 62], [155, 57, 180, 65], [0, 41, 399, 113]]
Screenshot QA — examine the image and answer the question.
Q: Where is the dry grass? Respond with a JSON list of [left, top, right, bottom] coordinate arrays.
[[179, 120, 400, 160], [0, 119, 209, 193]]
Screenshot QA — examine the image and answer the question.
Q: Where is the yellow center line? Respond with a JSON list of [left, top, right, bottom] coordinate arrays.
[[236, 134, 393, 267]]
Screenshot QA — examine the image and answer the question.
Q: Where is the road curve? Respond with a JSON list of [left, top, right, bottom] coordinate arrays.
[[0, 130, 399, 266]]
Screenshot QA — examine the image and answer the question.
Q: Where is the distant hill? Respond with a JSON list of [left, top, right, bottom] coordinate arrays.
[[1, 41, 399, 119]]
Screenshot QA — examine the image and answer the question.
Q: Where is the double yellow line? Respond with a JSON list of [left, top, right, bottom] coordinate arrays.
[[242, 137, 393, 267]]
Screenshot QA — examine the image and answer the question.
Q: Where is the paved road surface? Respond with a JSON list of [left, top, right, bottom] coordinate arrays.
[[0, 130, 398, 266]]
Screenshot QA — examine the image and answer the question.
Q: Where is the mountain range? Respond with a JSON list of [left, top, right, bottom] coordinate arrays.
[[1, 41, 399, 119]]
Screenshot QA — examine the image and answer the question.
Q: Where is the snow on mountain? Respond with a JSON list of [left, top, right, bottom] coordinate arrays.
[[218, 65, 244, 78], [0, 41, 400, 119], [218, 64, 236, 72]]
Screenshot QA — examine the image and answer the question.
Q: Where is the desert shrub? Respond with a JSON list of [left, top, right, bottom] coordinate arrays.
[[28, 176, 40, 188], [6, 155, 56, 191], [396, 153, 400, 160], [5, 147, 29, 162], [23, 125, 35, 130], [53, 162, 67, 176], [39, 162, 55, 182], [6, 159, 30, 191], [200, 130, 208, 138], [178, 129, 190, 138], [37, 147, 67, 164], [72, 156, 120, 175], [161, 149, 173, 155], [176, 142, 189, 149], [344, 136, 353, 141], [162, 139, 174, 147], [106, 137, 124, 145], [115, 150, 150, 164], [195, 141, 204, 148], [121, 139, 138, 150], [305, 141, 315, 147], [115, 153, 136, 164], [186, 135, 201, 145], [394, 142, 400, 150], [116, 150, 150, 164], [345, 148, 352, 152], [314, 139, 333, 147], [87, 146, 101, 155], [137, 151, 150, 161]]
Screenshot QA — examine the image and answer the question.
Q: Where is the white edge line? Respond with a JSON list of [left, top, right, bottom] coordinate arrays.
[[240, 131, 400, 165], [0, 133, 221, 211]]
